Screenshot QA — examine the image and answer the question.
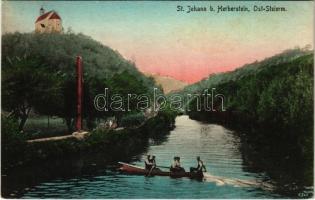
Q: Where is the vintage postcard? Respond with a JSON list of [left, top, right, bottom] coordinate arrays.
[[1, 0, 314, 199]]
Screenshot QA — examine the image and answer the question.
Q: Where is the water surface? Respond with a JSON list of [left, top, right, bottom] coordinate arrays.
[[21, 115, 282, 198]]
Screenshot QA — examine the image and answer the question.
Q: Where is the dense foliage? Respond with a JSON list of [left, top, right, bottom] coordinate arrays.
[[177, 47, 312, 98], [179, 48, 313, 184], [186, 49, 313, 142], [120, 112, 146, 128], [2, 32, 159, 131]]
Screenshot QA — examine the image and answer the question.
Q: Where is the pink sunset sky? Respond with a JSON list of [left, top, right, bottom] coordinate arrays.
[[3, 1, 314, 83]]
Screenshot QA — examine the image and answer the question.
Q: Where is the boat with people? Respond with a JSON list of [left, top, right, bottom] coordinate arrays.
[[118, 162, 204, 180]]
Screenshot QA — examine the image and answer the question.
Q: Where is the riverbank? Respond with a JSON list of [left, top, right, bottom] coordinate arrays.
[[2, 110, 175, 173], [2, 110, 176, 198]]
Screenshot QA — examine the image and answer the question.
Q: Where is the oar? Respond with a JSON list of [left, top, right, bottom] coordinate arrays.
[[156, 165, 170, 169], [146, 166, 154, 177]]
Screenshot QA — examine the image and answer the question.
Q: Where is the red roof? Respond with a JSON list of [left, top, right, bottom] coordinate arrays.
[[35, 11, 52, 23], [49, 12, 61, 20], [35, 11, 61, 23]]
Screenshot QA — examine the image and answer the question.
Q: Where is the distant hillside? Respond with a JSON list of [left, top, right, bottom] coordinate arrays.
[[145, 73, 188, 94], [176, 47, 313, 96]]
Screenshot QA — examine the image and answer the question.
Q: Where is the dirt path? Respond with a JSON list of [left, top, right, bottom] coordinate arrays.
[[26, 131, 89, 143]]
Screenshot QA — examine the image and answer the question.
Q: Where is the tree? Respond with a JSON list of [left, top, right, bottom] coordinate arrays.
[[2, 57, 62, 130]]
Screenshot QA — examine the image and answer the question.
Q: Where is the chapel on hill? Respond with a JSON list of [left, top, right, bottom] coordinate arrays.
[[35, 7, 63, 33]]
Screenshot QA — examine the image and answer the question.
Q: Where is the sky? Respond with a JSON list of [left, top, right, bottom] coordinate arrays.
[[2, 1, 313, 83]]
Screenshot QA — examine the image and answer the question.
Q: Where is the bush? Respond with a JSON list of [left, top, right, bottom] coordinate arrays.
[[1, 115, 26, 168], [120, 112, 145, 127]]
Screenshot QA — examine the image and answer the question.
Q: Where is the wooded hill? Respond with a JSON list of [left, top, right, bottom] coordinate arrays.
[[175, 47, 313, 185], [2, 32, 161, 131]]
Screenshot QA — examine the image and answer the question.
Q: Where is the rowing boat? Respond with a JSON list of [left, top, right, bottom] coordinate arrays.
[[118, 162, 203, 179]]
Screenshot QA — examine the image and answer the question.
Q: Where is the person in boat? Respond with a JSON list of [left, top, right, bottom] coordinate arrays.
[[170, 156, 185, 173], [190, 156, 207, 173], [150, 155, 157, 168], [145, 155, 153, 170], [148, 155, 161, 173]]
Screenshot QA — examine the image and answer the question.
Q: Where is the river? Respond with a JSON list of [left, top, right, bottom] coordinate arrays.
[[4, 116, 308, 198]]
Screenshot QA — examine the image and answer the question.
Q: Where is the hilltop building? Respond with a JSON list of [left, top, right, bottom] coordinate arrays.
[[35, 7, 63, 33]]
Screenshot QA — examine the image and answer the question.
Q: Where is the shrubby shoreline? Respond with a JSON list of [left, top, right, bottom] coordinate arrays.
[[2, 110, 176, 173]]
